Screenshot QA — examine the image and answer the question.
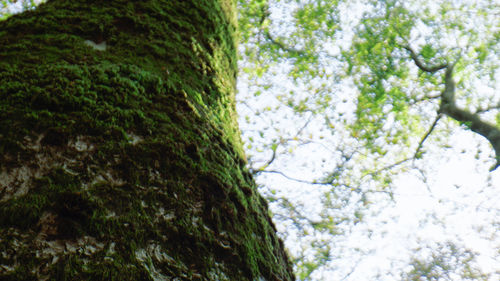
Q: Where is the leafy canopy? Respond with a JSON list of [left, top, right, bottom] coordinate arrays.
[[240, 0, 499, 174], [238, 0, 499, 279]]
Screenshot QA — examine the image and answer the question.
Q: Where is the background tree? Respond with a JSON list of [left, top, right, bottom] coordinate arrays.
[[401, 241, 490, 281], [0, 0, 295, 280], [238, 0, 499, 279]]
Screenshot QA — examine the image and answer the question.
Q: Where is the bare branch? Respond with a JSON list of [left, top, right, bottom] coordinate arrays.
[[295, 113, 314, 137], [252, 143, 279, 174], [358, 115, 441, 181], [339, 258, 363, 281], [272, 197, 318, 227], [255, 4, 306, 56], [414, 114, 442, 159], [404, 46, 448, 73], [361, 157, 412, 180], [257, 169, 329, 185], [264, 30, 306, 56], [438, 64, 500, 171], [402, 48, 500, 170]]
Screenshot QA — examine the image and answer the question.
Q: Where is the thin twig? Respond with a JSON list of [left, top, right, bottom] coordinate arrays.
[[264, 30, 306, 56], [414, 114, 442, 159], [252, 143, 279, 173], [361, 157, 412, 181], [295, 113, 314, 137], [257, 169, 329, 185]]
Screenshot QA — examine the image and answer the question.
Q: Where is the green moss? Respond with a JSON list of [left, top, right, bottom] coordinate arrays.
[[0, 0, 294, 280], [0, 168, 83, 230], [0, 0, 242, 155]]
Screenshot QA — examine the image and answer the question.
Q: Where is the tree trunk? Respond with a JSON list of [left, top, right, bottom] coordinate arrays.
[[0, 0, 295, 280]]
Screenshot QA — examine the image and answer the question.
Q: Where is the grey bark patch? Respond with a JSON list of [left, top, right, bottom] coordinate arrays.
[[84, 40, 107, 51]]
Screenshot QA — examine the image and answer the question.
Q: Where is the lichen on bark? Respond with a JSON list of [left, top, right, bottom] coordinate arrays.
[[0, 0, 295, 280]]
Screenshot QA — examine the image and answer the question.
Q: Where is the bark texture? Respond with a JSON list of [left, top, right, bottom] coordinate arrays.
[[0, 0, 295, 280]]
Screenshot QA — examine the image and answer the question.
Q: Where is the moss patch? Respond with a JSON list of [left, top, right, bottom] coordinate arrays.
[[0, 0, 294, 280]]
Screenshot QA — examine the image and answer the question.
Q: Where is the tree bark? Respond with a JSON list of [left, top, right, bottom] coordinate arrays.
[[0, 0, 295, 280]]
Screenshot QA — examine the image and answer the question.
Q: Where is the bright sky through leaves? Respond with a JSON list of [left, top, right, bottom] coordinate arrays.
[[237, 0, 499, 279]]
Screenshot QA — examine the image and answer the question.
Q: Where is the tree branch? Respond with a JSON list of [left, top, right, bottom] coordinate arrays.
[[257, 169, 328, 185], [252, 143, 279, 174], [256, 4, 306, 56], [438, 64, 500, 171], [404, 46, 448, 73], [414, 114, 442, 159], [404, 45, 500, 170], [272, 197, 318, 228], [264, 30, 306, 56]]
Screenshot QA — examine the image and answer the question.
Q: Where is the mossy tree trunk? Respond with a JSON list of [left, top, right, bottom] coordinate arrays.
[[0, 0, 294, 280]]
